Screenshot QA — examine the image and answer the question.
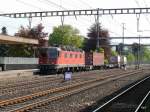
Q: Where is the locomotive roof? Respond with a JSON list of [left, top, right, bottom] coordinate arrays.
[[40, 46, 83, 52], [61, 46, 83, 52]]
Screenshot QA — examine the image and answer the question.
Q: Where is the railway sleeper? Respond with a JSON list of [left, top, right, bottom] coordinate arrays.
[[0, 70, 142, 109], [8, 70, 143, 112]]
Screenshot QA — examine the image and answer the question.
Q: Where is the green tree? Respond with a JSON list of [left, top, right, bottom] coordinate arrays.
[[8, 24, 48, 57], [15, 24, 47, 39], [0, 27, 9, 56], [84, 23, 111, 59], [7, 44, 33, 57], [111, 50, 118, 56], [143, 47, 150, 61], [127, 53, 135, 63], [116, 43, 124, 55], [0, 44, 9, 56], [131, 43, 150, 63], [131, 43, 139, 56], [49, 25, 84, 48], [1, 26, 7, 35], [97, 48, 104, 53]]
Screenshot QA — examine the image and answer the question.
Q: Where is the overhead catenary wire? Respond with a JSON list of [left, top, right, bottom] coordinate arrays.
[[78, 0, 138, 37], [75, 0, 123, 37], [143, 0, 148, 7], [39, 0, 67, 10], [109, 15, 138, 35], [83, 0, 139, 36], [142, 0, 150, 27], [16, 0, 94, 37], [16, 0, 44, 11], [45, 0, 93, 23], [57, 0, 118, 38], [37, 0, 95, 27], [1, 0, 147, 37], [8, 0, 146, 37], [76, 0, 137, 37], [0, 11, 24, 34], [76, 0, 93, 8], [109, 31, 122, 37], [16, 0, 65, 30], [0, 10, 18, 32], [134, 0, 150, 26]]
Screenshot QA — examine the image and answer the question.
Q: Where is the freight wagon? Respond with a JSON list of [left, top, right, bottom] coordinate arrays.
[[109, 55, 127, 68], [85, 52, 104, 70], [0, 57, 38, 71]]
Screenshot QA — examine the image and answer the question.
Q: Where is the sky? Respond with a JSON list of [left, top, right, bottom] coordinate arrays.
[[1, 0, 150, 44]]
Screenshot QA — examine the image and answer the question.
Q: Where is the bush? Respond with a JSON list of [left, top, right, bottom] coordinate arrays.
[[104, 59, 108, 64]]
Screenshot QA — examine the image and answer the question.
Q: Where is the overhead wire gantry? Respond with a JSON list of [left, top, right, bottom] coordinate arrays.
[[1, 7, 150, 18]]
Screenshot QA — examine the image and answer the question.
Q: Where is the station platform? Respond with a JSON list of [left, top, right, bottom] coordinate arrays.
[[0, 69, 38, 79]]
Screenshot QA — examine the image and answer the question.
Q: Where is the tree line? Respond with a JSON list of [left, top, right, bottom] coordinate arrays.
[[112, 43, 150, 64], [0, 23, 110, 59], [1, 23, 150, 64]]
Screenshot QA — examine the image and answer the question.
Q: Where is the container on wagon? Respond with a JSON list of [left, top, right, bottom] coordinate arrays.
[[85, 52, 104, 66], [109, 55, 121, 68], [120, 56, 127, 65]]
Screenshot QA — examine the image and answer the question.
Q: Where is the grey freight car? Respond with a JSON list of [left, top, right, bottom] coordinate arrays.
[[109, 55, 127, 68]]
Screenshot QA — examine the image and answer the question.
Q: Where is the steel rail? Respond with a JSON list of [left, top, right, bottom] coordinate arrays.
[[0, 69, 121, 95], [7, 70, 144, 112], [92, 74, 150, 112], [0, 69, 118, 89], [134, 90, 150, 112], [0, 70, 141, 107]]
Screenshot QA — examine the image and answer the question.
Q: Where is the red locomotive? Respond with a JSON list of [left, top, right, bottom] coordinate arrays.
[[39, 46, 104, 74]]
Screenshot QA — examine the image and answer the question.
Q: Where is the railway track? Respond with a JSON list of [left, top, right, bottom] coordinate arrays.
[[0, 69, 127, 99], [92, 74, 150, 112], [0, 69, 119, 86], [0, 70, 144, 112], [0, 69, 120, 84], [144, 96, 150, 112], [0, 69, 118, 88], [134, 91, 150, 112]]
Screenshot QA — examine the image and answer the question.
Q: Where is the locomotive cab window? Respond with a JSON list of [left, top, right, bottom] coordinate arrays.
[[48, 48, 59, 58], [39, 48, 47, 57], [57, 51, 60, 57]]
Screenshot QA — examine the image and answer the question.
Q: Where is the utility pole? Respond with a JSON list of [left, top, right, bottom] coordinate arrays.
[[122, 23, 125, 55], [122, 23, 125, 44], [96, 8, 100, 50], [138, 35, 141, 69], [28, 17, 32, 29], [136, 14, 141, 69], [136, 14, 140, 32]]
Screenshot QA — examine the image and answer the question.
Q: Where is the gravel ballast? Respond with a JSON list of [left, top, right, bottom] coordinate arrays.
[[31, 70, 150, 112]]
